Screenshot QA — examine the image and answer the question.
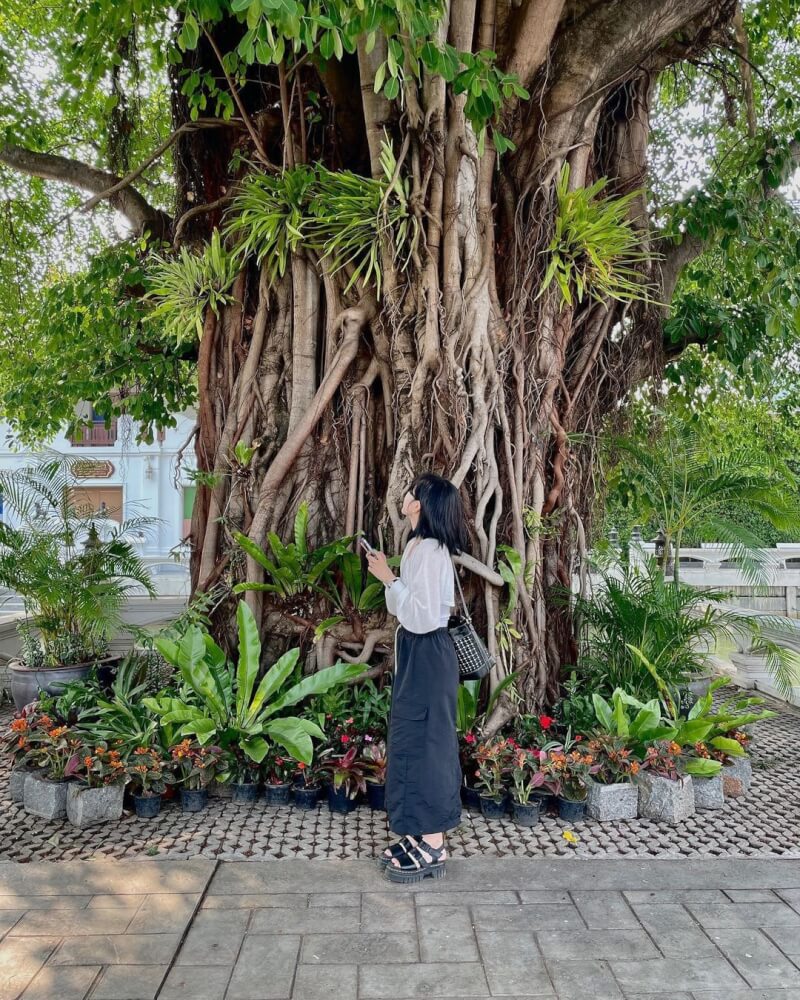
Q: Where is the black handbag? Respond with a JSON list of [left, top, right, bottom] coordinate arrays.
[[448, 557, 494, 681]]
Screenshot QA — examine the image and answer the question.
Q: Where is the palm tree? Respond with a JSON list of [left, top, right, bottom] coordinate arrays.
[[0, 452, 158, 667], [565, 555, 800, 704], [610, 423, 800, 586]]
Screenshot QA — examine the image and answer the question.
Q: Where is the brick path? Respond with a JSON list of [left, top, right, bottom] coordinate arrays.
[[1, 692, 798, 863], [1, 858, 800, 998]]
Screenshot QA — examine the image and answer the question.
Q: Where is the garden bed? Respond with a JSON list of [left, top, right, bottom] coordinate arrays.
[[1, 691, 797, 863]]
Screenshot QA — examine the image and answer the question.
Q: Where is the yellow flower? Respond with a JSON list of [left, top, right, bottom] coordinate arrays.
[[562, 830, 579, 845]]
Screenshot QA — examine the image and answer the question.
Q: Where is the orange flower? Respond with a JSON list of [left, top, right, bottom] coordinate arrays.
[[37, 715, 53, 728], [48, 727, 68, 739], [668, 742, 682, 756], [134, 747, 149, 756], [84, 756, 94, 767], [630, 762, 640, 775], [10, 719, 28, 733], [17, 737, 27, 749]]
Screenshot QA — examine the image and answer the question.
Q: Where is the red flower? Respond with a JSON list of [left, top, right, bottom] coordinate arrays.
[[538, 715, 554, 730], [341, 735, 350, 744], [464, 733, 476, 744]]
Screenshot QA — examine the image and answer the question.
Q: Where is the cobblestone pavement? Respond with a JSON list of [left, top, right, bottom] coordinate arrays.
[[1, 692, 798, 863], [2, 858, 800, 998]]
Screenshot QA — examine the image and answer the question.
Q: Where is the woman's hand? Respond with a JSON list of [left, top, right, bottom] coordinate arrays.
[[366, 549, 395, 585]]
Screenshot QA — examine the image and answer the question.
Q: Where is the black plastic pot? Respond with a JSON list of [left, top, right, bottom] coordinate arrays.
[[232, 782, 259, 804], [511, 798, 542, 827], [366, 781, 386, 811], [479, 793, 507, 819], [557, 796, 586, 822], [461, 784, 482, 811], [532, 790, 556, 814], [327, 784, 358, 814], [265, 782, 292, 805], [133, 793, 162, 819], [180, 787, 208, 812], [293, 786, 320, 810]]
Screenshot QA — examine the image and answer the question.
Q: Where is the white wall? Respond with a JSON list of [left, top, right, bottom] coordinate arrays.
[[0, 409, 198, 560]]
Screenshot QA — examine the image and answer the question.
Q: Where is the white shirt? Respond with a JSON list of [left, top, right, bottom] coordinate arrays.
[[384, 536, 455, 633]]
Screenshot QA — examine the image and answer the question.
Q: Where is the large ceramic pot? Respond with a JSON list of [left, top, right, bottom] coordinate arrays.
[[9, 655, 122, 710]]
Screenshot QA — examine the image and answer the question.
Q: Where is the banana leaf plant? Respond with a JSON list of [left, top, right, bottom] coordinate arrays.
[[143, 600, 367, 776]]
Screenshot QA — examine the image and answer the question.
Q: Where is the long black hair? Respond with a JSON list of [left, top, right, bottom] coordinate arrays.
[[407, 473, 471, 556]]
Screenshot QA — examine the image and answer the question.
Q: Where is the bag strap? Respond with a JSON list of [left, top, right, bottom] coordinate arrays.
[[451, 556, 472, 622]]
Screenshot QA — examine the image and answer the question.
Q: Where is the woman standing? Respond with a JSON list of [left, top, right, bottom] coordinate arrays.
[[365, 473, 471, 883]]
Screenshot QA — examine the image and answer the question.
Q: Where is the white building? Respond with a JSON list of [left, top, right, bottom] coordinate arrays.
[[0, 406, 198, 595]]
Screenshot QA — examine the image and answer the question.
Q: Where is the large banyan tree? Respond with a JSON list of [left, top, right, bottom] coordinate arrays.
[[2, 0, 799, 729]]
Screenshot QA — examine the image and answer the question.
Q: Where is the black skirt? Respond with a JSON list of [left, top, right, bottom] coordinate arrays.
[[384, 624, 463, 834]]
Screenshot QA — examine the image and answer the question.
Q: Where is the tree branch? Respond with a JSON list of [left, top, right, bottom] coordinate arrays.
[[0, 144, 170, 236], [505, 0, 567, 88]]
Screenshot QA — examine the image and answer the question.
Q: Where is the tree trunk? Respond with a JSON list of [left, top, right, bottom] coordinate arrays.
[[171, 1, 738, 727]]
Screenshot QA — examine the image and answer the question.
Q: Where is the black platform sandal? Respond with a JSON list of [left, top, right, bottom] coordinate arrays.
[[376, 835, 422, 871], [383, 837, 447, 883]]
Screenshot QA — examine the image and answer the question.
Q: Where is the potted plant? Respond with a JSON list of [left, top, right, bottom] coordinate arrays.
[[544, 749, 600, 822], [685, 742, 725, 810], [0, 455, 157, 709], [361, 737, 387, 810], [222, 749, 261, 805], [315, 746, 369, 813], [508, 746, 546, 826], [636, 740, 695, 823], [458, 731, 481, 810], [22, 721, 82, 820], [126, 746, 170, 818], [170, 739, 222, 811], [263, 749, 295, 805], [66, 743, 127, 828], [584, 734, 642, 820], [473, 737, 514, 818], [2, 704, 47, 802], [143, 600, 365, 799], [291, 761, 322, 809]]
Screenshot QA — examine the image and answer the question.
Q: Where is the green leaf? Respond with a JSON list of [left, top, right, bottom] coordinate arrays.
[[265, 659, 366, 715], [683, 757, 722, 777], [710, 736, 746, 757], [246, 647, 301, 724], [263, 717, 314, 763], [235, 600, 262, 724], [592, 693, 614, 732], [180, 14, 200, 50], [373, 61, 386, 93], [240, 735, 270, 763]]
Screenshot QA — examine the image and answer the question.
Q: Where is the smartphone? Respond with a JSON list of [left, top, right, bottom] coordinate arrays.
[[359, 536, 376, 555]]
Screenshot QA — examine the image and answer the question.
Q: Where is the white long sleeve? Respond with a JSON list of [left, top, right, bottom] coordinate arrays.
[[384, 537, 454, 633]]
